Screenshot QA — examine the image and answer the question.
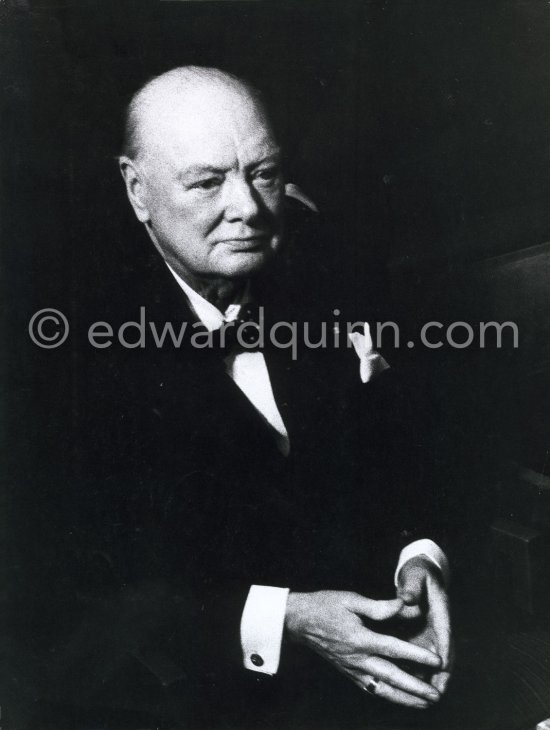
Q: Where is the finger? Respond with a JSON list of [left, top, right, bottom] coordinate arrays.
[[431, 670, 451, 695], [426, 580, 452, 667], [360, 679, 430, 709], [397, 565, 425, 605], [366, 656, 440, 703], [369, 631, 442, 668], [347, 594, 404, 621], [430, 639, 454, 694], [398, 603, 422, 620]]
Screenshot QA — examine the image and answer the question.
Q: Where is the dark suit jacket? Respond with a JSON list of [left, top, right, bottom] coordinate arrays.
[[7, 213, 447, 729]]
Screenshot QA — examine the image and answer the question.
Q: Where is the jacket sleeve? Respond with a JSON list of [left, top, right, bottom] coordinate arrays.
[[7, 352, 265, 726], [9, 460, 254, 723]]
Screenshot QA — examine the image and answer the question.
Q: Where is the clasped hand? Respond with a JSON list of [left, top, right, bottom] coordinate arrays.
[[285, 562, 452, 709]]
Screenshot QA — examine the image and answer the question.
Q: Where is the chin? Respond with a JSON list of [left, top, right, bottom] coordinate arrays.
[[220, 249, 277, 279]]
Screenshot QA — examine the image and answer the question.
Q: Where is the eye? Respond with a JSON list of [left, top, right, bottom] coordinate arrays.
[[192, 177, 222, 191], [253, 166, 280, 185]]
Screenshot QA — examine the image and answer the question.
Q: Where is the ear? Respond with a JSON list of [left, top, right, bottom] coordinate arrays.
[[119, 156, 150, 224]]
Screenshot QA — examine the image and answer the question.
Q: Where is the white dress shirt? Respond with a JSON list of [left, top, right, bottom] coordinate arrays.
[[167, 265, 290, 456], [166, 264, 449, 677]]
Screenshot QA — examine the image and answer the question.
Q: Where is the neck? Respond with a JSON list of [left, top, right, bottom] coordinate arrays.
[[168, 257, 246, 311], [147, 226, 246, 311], [192, 277, 246, 312]]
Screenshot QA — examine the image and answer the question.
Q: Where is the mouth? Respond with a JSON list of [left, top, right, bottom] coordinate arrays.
[[220, 235, 270, 252]]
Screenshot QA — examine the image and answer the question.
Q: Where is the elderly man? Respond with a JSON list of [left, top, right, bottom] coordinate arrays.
[[17, 66, 453, 728]]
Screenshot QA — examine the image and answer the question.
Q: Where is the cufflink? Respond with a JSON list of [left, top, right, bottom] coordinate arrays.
[[250, 653, 264, 667]]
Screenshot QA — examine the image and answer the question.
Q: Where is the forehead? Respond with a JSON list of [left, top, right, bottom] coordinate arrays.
[[139, 84, 278, 172]]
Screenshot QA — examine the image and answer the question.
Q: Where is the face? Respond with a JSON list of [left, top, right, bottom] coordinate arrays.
[[128, 85, 285, 283]]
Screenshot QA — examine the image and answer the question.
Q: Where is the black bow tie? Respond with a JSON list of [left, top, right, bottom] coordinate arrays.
[[216, 303, 263, 352]]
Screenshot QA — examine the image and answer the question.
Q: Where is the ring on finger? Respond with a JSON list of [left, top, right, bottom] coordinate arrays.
[[363, 677, 380, 696]]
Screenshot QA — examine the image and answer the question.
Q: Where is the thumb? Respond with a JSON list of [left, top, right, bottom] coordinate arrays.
[[347, 594, 404, 621], [397, 565, 425, 605]]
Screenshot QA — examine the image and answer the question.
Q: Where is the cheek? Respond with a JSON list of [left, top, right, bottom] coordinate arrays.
[[152, 202, 216, 258], [150, 183, 217, 225], [177, 198, 222, 235], [260, 188, 285, 224]]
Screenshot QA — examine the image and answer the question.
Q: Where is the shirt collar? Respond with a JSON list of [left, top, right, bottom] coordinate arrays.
[[166, 263, 250, 332]]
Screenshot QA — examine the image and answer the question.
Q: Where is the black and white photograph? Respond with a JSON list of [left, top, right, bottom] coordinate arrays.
[[1, 1, 550, 728]]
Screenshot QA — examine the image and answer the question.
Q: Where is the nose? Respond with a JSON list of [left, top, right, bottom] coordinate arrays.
[[222, 177, 262, 223]]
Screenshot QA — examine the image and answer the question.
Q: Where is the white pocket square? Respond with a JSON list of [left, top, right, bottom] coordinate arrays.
[[348, 323, 390, 383]]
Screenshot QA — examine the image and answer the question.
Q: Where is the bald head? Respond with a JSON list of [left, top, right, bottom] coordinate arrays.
[[118, 66, 284, 290], [122, 66, 269, 162]]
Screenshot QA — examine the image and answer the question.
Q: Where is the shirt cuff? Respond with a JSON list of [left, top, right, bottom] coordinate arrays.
[[240, 585, 290, 675], [394, 539, 450, 587]]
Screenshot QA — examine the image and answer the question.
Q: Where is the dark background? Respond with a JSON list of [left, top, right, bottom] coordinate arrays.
[[2, 0, 549, 470], [1, 1, 550, 725], [1, 0, 549, 602], [5, 0, 550, 259]]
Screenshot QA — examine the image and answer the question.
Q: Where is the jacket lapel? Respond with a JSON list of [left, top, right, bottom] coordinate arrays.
[[132, 247, 289, 460]]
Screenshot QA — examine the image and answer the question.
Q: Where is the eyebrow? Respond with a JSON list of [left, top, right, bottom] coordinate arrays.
[[178, 150, 282, 181], [247, 150, 282, 171], [179, 165, 227, 181]]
